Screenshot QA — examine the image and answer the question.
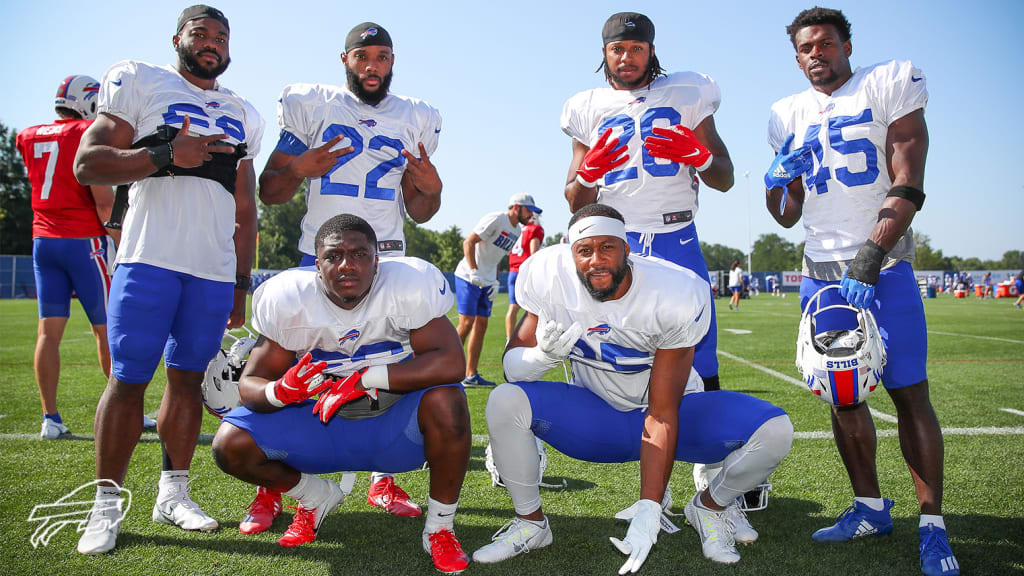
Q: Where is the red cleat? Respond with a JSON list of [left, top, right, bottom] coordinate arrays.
[[277, 479, 344, 548], [368, 476, 422, 517], [424, 528, 470, 574], [239, 487, 282, 535]]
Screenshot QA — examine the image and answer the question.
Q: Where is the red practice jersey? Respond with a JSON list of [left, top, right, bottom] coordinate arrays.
[[16, 118, 105, 238], [509, 223, 545, 272]]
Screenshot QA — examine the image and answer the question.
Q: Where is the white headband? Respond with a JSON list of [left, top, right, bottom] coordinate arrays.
[[568, 216, 627, 245]]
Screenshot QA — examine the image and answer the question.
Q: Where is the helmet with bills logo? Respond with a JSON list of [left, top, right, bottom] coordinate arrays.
[[796, 285, 886, 406], [54, 75, 100, 120], [202, 328, 257, 418]]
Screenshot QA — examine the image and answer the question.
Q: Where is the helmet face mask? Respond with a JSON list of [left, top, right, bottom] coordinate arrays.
[[796, 285, 886, 406], [739, 482, 772, 512], [54, 75, 100, 120]]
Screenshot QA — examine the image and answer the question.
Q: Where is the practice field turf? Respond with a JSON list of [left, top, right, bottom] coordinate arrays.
[[0, 294, 1021, 575]]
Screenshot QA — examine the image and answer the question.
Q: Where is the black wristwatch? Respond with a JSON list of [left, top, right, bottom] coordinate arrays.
[[235, 275, 251, 291]]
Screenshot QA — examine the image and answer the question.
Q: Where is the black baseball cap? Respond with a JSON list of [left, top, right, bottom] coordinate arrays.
[[177, 5, 229, 33], [344, 22, 393, 53], [602, 12, 655, 45]]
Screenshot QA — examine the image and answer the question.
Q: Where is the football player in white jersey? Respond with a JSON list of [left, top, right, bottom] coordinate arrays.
[[562, 12, 734, 394], [211, 214, 471, 574], [764, 8, 957, 576], [474, 204, 793, 570], [255, 21, 441, 522], [453, 193, 541, 387], [258, 21, 442, 261], [72, 5, 263, 556]]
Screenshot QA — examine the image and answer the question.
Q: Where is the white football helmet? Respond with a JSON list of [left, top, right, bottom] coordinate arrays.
[[54, 75, 100, 120], [796, 285, 886, 406], [202, 328, 257, 418]]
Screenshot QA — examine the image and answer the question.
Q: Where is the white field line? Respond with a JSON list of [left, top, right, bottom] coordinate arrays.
[[718, 349, 899, 424], [1000, 408, 1024, 417], [928, 330, 1024, 345]]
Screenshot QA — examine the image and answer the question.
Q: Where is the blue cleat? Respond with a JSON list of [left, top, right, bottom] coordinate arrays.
[[812, 499, 894, 542], [461, 373, 495, 387], [920, 524, 959, 575]]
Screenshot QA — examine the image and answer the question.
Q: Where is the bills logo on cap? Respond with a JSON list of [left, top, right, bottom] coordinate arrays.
[[587, 324, 611, 336], [358, 119, 377, 127], [360, 27, 378, 40], [338, 329, 360, 344], [624, 19, 636, 27]]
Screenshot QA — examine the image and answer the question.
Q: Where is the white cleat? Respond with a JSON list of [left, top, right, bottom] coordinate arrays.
[[153, 484, 219, 532], [472, 516, 553, 564], [726, 500, 759, 544], [685, 497, 741, 565], [40, 419, 69, 439], [77, 497, 123, 555], [142, 414, 157, 429]]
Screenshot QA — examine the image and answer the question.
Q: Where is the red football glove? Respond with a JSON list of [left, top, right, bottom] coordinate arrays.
[[265, 352, 330, 407], [643, 125, 712, 171], [576, 128, 630, 188], [312, 368, 376, 424]]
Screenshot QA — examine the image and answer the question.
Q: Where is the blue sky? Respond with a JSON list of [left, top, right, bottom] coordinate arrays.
[[3, 0, 1021, 262]]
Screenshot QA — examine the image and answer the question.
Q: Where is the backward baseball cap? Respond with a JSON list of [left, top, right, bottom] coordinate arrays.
[[508, 193, 542, 214], [602, 12, 654, 45]]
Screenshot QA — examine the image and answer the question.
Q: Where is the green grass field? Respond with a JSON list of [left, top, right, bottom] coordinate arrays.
[[1, 293, 1022, 575]]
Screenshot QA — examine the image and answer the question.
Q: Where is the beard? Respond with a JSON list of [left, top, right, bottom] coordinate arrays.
[[577, 260, 630, 301], [807, 61, 840, 87], [177, 44, 230, 80], [346, 67, 393, 106], [604, 59, 650, 90]]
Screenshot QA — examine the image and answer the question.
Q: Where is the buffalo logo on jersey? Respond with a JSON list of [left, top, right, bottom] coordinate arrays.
[[205, 101, 221, 109], [628, 97, 647, 106], [360, 27, 379, 40], [358, 119, 377, 127], [587, 324, 612, 336], [338, 329, 360, 345], [819, 102, 835, 115]]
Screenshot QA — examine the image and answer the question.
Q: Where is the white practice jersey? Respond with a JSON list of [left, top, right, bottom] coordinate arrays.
[[516, 244, 710, 411], [562, 72, 721, 233], [454, 211, 519, 284], [252, 257, 453, 378], [277, 84, 442, 257], [768, 60, 926, 270], [99, 61, 264, 282]]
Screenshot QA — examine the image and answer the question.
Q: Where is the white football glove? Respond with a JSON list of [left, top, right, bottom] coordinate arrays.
[[610, 498, 661, 574], [486, 281, 500, 302], [468, 269, 485, 288], [537, 319, 584, 363]]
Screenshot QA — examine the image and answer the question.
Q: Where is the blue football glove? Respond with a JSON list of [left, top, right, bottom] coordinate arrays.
[[840, 240, 886, 309], [765, 134, 814, 215]]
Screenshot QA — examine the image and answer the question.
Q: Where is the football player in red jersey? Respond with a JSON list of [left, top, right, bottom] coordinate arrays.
[[16, 75, 119, 440]]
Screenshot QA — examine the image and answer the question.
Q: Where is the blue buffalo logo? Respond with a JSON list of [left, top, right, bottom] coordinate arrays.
[[338, 329, 360, 345], [587, 324, 611, 336], [361, 27, 378, 40], [358, 119, 377, 127]]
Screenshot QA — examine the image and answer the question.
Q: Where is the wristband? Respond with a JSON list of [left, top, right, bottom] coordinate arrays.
[[361, 364, 390, 391], [695, 154, 713, 172], [147, 143, 173, 170], [575, 173, 599, 188], [235, 275, 251, 291], [886, 185, 925, 211], [264, 381, 285, 408], [847, 239, 887, 285]]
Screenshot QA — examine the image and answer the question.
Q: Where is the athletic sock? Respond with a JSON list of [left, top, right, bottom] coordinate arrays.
[[369, 472, 393, 484], [919, 514, 946, 530], [423, 497, 458, 534], [157, 470, 189, 505], [284, 473, 330, 510], [44, 412, 63, 424], [854, 496, 885, 511]]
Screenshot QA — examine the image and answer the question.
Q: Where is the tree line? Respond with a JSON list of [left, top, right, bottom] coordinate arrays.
[[2, 120, 1020, 272]]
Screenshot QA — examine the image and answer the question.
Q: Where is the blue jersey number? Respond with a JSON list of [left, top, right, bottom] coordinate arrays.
[[598, 106, 683, 185], [574, 340, 651, 373], [320, 123, 406, 201], [161, 103, 246, 141], [802, 109, 879, 194]]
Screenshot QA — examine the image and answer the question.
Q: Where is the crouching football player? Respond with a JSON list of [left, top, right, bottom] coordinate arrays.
[[212, 214, 471, 574], [475, 204, 794, 571]]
